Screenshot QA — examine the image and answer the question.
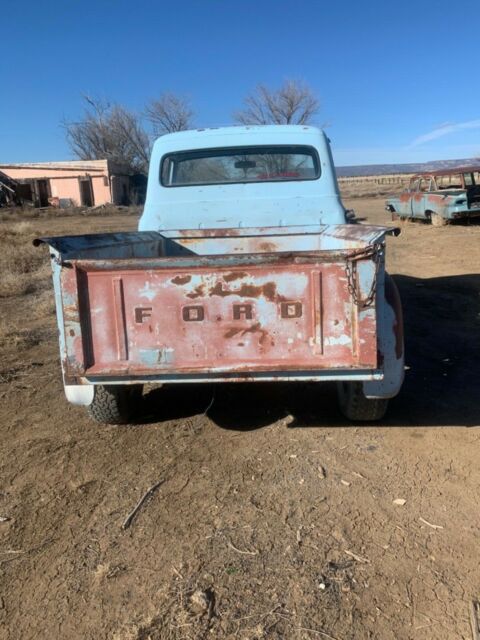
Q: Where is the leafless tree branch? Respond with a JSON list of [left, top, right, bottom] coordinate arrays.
[[145, 93, 194, 136], [234, 80, 320, 126], [64, 96, 151, 174]]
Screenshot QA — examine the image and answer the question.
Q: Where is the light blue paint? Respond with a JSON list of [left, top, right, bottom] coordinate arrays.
[[139, 126, 346, 232], [139, 348, 175, 366]]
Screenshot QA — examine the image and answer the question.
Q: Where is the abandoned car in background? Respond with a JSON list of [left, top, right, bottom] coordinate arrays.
[[385, 167, 480, 226], [35, 126, 404, 424]]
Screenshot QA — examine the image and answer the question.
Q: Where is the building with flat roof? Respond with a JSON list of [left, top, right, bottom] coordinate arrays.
[[0, 159, 136, 207]]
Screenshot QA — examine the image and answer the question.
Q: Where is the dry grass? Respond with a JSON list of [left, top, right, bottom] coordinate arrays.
[[338, 174, 411, 199], [30, 288, 56, 317], [0, 323, 55, 351], [0, 222, 51, 297], [339, 180, 406, 199], [0, 221, 56, 351], [0, 210, 135, 355], [0, 204, 142, 223]]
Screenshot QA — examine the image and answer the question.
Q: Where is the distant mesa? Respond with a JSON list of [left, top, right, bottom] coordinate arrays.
[[336, 158, 480, 178]]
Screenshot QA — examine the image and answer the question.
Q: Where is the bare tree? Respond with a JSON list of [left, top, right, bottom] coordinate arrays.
[[65, 92, 195, 173], [234, 80, 319, 126], [65, 96, 151, 173], [145, 93, 194, 136]]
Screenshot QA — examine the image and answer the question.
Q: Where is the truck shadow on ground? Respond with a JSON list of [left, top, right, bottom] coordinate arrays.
[[384, 272, 480, 427], [140, 273, 480, 429]]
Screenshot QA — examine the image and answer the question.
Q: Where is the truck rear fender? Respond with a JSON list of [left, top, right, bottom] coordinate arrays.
[[363, 273, 404, 399]]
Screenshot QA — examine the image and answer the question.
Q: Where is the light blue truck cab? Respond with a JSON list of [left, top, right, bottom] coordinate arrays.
[[36, 125, 404, 424], [139, 126, 346, 231]]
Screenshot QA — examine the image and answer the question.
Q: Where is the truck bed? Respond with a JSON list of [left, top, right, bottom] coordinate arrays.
[[35, 225, 398, 383]]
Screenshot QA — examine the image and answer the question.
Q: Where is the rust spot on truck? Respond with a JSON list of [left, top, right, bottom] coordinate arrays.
[[224, 323, 269, 345], [224, 328, 241, 338], [210, 228, 241, 237], [259, 242, 277, 252], [207, 282, 229, 297], [186, 284, 206, 299], [223, 271, 248, 282], [241, 322, 269, 345], [175, 228, 242, 238], [209, 281, 280, 301], [238, 283, 273, 300], [171, 274, 192, 285]]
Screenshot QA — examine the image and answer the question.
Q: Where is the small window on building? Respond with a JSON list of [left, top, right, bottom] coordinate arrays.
[[103, 176, 109, 187]]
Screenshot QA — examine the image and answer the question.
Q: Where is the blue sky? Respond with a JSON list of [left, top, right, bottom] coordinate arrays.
[[1, 0, 479, 166]]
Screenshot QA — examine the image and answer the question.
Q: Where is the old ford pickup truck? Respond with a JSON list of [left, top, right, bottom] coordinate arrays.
[[385, 167, 480, 226], [35, 125, 404, 423]]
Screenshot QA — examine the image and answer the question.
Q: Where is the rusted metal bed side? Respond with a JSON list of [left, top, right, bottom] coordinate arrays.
[[34, 224, 400, 258]]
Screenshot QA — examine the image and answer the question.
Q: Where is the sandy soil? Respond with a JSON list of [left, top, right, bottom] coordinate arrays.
[[0, 199, 479, 640]]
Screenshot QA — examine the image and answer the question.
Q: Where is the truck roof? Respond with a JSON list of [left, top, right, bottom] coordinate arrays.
[[154, 125, 326, 150]]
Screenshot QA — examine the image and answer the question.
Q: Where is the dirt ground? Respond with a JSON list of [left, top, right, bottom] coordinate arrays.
[[1, 198, 480, 640]]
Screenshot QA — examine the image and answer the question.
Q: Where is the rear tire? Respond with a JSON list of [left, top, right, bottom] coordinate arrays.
[[337, 381, 388, 421], [87, 385, 143, 424], [430, 212, 447, 227]]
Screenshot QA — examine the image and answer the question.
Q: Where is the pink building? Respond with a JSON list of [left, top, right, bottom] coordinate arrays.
[[0, 159, 134, 207]]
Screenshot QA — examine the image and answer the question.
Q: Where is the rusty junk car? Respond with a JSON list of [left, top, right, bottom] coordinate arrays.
[[35, 126, 404, 424], [385, 167, 480, 226]]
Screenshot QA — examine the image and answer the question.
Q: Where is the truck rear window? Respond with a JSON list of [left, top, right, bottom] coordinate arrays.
[[161, 145, 320, 186]]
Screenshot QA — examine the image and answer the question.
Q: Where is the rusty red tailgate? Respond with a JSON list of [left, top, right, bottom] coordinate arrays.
[[35, 225, 396, 381], [61, 261, 377, 378]]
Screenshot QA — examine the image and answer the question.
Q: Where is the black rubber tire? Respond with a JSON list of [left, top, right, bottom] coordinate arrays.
[[337, 381, 388, 421], [87, 385, 143, 425]]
